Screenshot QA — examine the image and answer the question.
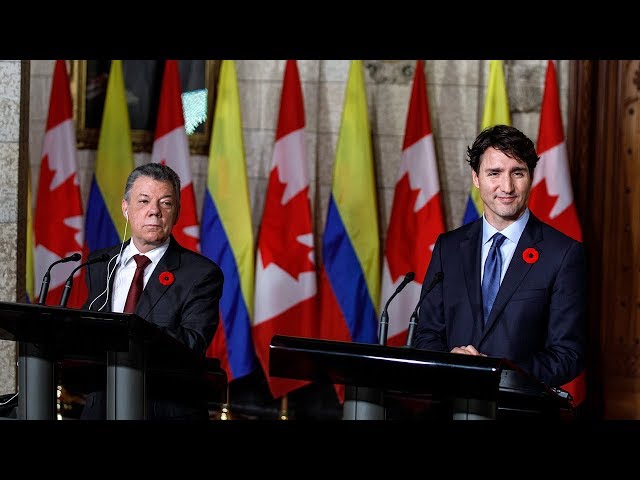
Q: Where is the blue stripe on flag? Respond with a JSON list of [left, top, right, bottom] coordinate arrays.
[[462, 196, 480, 225], [201, 191, 257, 379], [85, 178, 120, 252], [322, 196, 378, 344]]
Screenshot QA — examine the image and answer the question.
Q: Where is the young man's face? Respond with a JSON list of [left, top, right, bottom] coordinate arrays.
[[472, 147, 532, 230]]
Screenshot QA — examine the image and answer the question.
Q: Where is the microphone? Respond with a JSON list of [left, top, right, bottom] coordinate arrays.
[[37, 253, 82, 305], [59, 254, 110, 308], [405, 271, 444, 347], [378, 271, 415, 346]]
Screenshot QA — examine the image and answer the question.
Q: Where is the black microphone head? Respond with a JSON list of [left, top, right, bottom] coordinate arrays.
[[68, 253, 82, 262], [394, 271, 416, 294]]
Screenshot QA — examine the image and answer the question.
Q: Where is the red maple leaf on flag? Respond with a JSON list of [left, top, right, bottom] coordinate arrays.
[[258, 167, 314, 280], [385, 173, 444, 283], [34, 155, 84, 256]]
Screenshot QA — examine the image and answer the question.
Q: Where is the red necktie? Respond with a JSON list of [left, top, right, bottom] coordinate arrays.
[[123, 254, 151, 313]]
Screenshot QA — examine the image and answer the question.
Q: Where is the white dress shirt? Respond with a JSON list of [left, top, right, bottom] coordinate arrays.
[[111, 239, 170, 313], [480, 208, 530, 285]]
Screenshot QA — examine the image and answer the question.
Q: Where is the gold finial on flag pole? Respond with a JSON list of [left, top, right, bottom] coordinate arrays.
[[279, 395, 289, 420], [218, 384, 232, 420]]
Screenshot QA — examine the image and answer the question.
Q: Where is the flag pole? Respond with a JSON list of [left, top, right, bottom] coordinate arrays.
[[279, 395, 289, 420], [218, 384, 232, 420]]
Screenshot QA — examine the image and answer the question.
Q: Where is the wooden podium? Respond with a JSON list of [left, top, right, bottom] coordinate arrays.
[[0, 301, 226, 420], [269, 335, 574, 420]]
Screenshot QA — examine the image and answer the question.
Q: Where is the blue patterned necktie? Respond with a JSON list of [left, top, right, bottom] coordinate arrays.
[[482, 233, 506, 325]]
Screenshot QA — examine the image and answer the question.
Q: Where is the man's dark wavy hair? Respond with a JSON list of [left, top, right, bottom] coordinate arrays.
[[466, 124, 540, 175]]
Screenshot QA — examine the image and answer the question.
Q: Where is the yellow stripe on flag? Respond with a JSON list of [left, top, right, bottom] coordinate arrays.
[[207, 60, 254, 318], [332, 60, 380, 311], [471, 60, 511, 216], [95, 60, 134, 236]]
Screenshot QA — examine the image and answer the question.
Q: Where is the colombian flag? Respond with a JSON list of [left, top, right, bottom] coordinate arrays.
[[319, 60, 380, 349], [201, 60, 257, 381], [85, 60, 134, 253], [462, 60, 511, 225]]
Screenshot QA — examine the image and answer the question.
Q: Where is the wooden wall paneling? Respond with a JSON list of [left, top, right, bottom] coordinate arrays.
[[569, 60, 604, 418], [568, 60, 636, 419], [608, 60, 640, 419], [572, 60, 640, 419]]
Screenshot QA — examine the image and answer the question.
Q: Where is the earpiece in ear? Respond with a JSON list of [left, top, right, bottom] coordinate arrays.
[[125, 211, 128, 220]]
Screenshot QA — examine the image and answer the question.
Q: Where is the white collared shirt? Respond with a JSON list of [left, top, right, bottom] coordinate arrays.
[[111, 239, 170, 313], [480, 209, 530, 285]]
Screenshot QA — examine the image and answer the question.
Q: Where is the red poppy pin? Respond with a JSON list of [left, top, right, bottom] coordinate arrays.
[[159, 271, 175, 286], [522, 248, 539, 264]]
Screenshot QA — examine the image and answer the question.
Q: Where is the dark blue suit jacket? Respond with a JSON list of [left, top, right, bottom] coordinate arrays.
[[413, 213, 586, 387], [80, 235, 223, 420], [83, 235, 223, 357]]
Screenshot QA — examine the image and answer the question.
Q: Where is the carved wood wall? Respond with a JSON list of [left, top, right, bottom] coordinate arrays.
[[569, 60, 640, 419]]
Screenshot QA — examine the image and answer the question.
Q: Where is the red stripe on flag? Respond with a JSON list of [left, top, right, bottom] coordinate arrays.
[[253, 60, 318, 399], [275, 60, 305, 141], [382, 60, 446, 345], [536, 60, 564, 153], [154, 60, 184, 139], [318, 266, 350, 403], [385, 174, 444, 283], [531, 60, 585, 406], [35, 60, 87, 308], [45, 61, 74, 131], [252, 296, 316, 398], [402, 60, 432, 150], [152, 60, 200, 253]]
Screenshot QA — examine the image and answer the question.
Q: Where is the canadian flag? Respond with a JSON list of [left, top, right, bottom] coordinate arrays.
[[529, 60, 585, 406], [253, 60, 317, 398], [380, 60, 446, 346], [151, 60, 200, 252], [34, 60, 87, 307]]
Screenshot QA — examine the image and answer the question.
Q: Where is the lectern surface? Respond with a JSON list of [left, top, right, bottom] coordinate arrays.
[[269, 334, 573, 417]]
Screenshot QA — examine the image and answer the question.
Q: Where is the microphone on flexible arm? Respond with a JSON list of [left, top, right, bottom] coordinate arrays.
[[378, 271, 415, 346], [405, 271, 444, 347], [59, 254, 110, 308], [37, 253, 82, 305]]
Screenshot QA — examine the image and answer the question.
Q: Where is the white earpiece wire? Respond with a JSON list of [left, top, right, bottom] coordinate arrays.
[[87, 217, 129, 311]]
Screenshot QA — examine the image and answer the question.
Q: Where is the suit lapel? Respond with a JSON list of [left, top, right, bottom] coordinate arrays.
[[480, 214, 543, 343], [136, 237, 181, 320], [461, 220, 485, 343]]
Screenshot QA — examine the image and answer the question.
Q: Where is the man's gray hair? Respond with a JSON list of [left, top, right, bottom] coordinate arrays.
[[123, 163, 182, 204]]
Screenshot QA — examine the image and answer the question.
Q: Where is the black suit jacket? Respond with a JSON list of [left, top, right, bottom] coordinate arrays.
[[413, 213, 586, 387], [80, 235, 223, 419]]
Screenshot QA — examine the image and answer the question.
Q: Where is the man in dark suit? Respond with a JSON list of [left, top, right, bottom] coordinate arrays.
[[413, 125, 586, 389], [80, 162, 223, 420]]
